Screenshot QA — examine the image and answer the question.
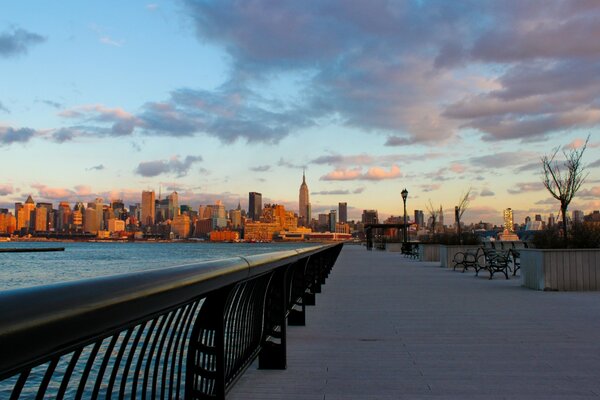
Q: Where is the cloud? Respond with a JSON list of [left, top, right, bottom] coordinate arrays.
[[311, 187, 364, 195], [480, 189, 495, 197], [250, 165, 270, 172], [577, 186, 600, 199], [469, 152, 538, 169], [0, 101, 9, 113], [0, 28, 45, 57], [0, 127, 37, 145], [507, 182, 546, 195], [449, 163, 466, 174], [320, 165, 401, 181], [39, 99, 63, 109], [589, 159, 600, 168], [277, 158, 305, 169], [420, 184, 441, 193], [59, 104, 140, 136], [146, 4, 158, 11], [0, 184, 13, 196], [86, 164, 105, 171], [311, 153, 375, 166], [134, 155, 203, 177]]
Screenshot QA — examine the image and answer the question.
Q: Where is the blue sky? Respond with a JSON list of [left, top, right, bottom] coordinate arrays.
[[1, 0, 599, 224]]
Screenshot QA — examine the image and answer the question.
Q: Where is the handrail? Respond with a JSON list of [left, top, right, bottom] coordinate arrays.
[[0, 243, 343, 399]]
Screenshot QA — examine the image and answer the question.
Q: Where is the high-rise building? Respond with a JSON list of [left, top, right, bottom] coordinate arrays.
[[414, 210, 425, 228], [84, 207, 98, 233], [438, 205, 444, 228], [34, 206, 48, 232], [299, 171, 310, 226], [168, 192, 179, 220], [361, 210, 378, 225], [248, 192, 262, 221], [95, 198, 104, 230], [141, 190, 156, 226], [548, 213, 556, 227], [339, 202, 348, 223], [329, 210, 337, 232], [20, 195, 36, 230], [229, 209, 242, 229], [503, 208, 514, 232]]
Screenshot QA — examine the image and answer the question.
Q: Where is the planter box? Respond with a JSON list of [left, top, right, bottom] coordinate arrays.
[[521, 249, 600, 291], [386, 243, 403, 252], [418, 243, 440, 262], [439, 245, 480, 269]]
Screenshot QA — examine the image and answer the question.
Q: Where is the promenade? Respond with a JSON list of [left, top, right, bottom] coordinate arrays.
[[229, 244, 600, 399]]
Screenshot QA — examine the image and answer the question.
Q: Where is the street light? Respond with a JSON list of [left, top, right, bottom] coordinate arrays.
[[401, 188, 408, 246]]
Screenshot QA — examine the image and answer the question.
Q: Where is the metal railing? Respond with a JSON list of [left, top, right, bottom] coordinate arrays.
[[0, 243, 343, 399]]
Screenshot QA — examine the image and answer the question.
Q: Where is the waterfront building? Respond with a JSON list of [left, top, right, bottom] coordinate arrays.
[[361, 209, 378, 225], [95, 198, 104, 230], [339, 202, 347, 223], [438, 205, 444, 228], [244, 221, 279, 241], [318, 214, 328, 226], [335, 222, 350, 234], [229, 209, 242, 229], [17, 196, 35, 231], [0, 212, 16, 234], [72, 209, 83, 230], [248, 192, 262, 221], [548, 213, 556, 227], [503, 208, 514, 232], [107, 218, 125, 233], [84, 207, 98, 233], [209, 230, 239, 242], [299, 171, 310, 226], [57, 202, 71, 231], [171, 214, 191, 238], [141, 190, 156, 226], [195, 219, 212, 237], [34, 206, 48, 232]]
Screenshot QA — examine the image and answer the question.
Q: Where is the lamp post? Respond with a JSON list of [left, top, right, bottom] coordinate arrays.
[[401, 188, 408, 246]]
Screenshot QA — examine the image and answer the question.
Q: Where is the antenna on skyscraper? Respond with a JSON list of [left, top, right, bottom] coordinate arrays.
[[158, 184, 162, 200]]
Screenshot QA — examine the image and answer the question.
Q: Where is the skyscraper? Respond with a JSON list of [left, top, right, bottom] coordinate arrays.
[[329, 210, 337, 232], [503, 208, 514, 232], [414, 210, 424, 228], [299, 171, 310, 226], [339, 202, 347, 223], [248, 192, 262, 221], [141, 190, 156, 226], [168, 191, 179, 220]]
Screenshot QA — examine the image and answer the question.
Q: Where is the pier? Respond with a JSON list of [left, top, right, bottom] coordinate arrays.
[[3, 243, 600, 399], [229, 245, 600, 399], [0, 247, 65, 253]]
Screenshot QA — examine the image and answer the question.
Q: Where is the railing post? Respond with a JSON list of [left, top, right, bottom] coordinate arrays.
[[185, 286, 232, 400], [259, 268, 287, 369], [288, 259, 307, 326]]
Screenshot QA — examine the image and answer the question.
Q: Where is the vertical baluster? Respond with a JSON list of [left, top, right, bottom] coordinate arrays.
[[74, 341, 102, 400], [90, 334, 119, 400], [118, 321, 147, 400], [9, 370, 30, 400], [56, 348, 83, 400], [131, 318, 159, 399]]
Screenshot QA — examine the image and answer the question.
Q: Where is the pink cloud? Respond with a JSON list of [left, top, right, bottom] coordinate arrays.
[[0, 183, 13, 196], [449, 163, 466, 173], [320, 165, 402, 181]]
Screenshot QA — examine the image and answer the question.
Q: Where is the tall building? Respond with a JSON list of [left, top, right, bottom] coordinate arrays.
[[248, 192, 262, 221], [503, 208, 514, 232], [167, 192, 179, 220], [414, 210, 425, 228], [19, 195, 36, 230], [438, 205, 444, 228], [361, 209, 378, 225], [299, 171, 310, 226], [329, 210, 337, 232], [141, 190, 156, 226], [339, 202, 347, 223], [95, 198, 104, 230]]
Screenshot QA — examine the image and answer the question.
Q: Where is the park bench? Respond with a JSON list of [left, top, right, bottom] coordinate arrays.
[[453, 248, 487, 275], [480, 248, 511, 280], [402, 243, 419, 259], [508, 248, 520, 276]]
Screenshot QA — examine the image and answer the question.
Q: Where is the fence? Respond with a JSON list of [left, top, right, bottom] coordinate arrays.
[[0, 243, 343, 399]]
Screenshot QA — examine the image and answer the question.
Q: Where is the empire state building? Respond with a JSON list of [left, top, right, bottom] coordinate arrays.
[[299, 171, 311, 226]]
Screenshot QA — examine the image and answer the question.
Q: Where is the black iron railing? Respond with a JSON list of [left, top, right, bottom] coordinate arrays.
[[0, 243, 343, 399]]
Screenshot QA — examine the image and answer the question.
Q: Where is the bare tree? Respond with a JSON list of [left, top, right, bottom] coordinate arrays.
[[425, 200, 439, 233], [541, 135, 589, 247], [455, 188, 472, 244]]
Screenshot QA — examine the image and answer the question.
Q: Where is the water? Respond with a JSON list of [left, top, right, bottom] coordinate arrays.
[[0, 241, 315, 291]]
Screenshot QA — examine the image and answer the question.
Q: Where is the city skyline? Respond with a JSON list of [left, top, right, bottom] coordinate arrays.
[[2, 1, 600, 225]]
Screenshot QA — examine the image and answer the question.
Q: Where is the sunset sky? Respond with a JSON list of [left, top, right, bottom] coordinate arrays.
[[1, 1, 599, 224]]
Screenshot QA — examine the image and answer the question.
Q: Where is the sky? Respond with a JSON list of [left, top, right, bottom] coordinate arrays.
[[1, 0, 599, 225]]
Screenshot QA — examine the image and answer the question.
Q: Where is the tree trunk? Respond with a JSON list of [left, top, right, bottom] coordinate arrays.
[[561, 204, 568, 248]]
